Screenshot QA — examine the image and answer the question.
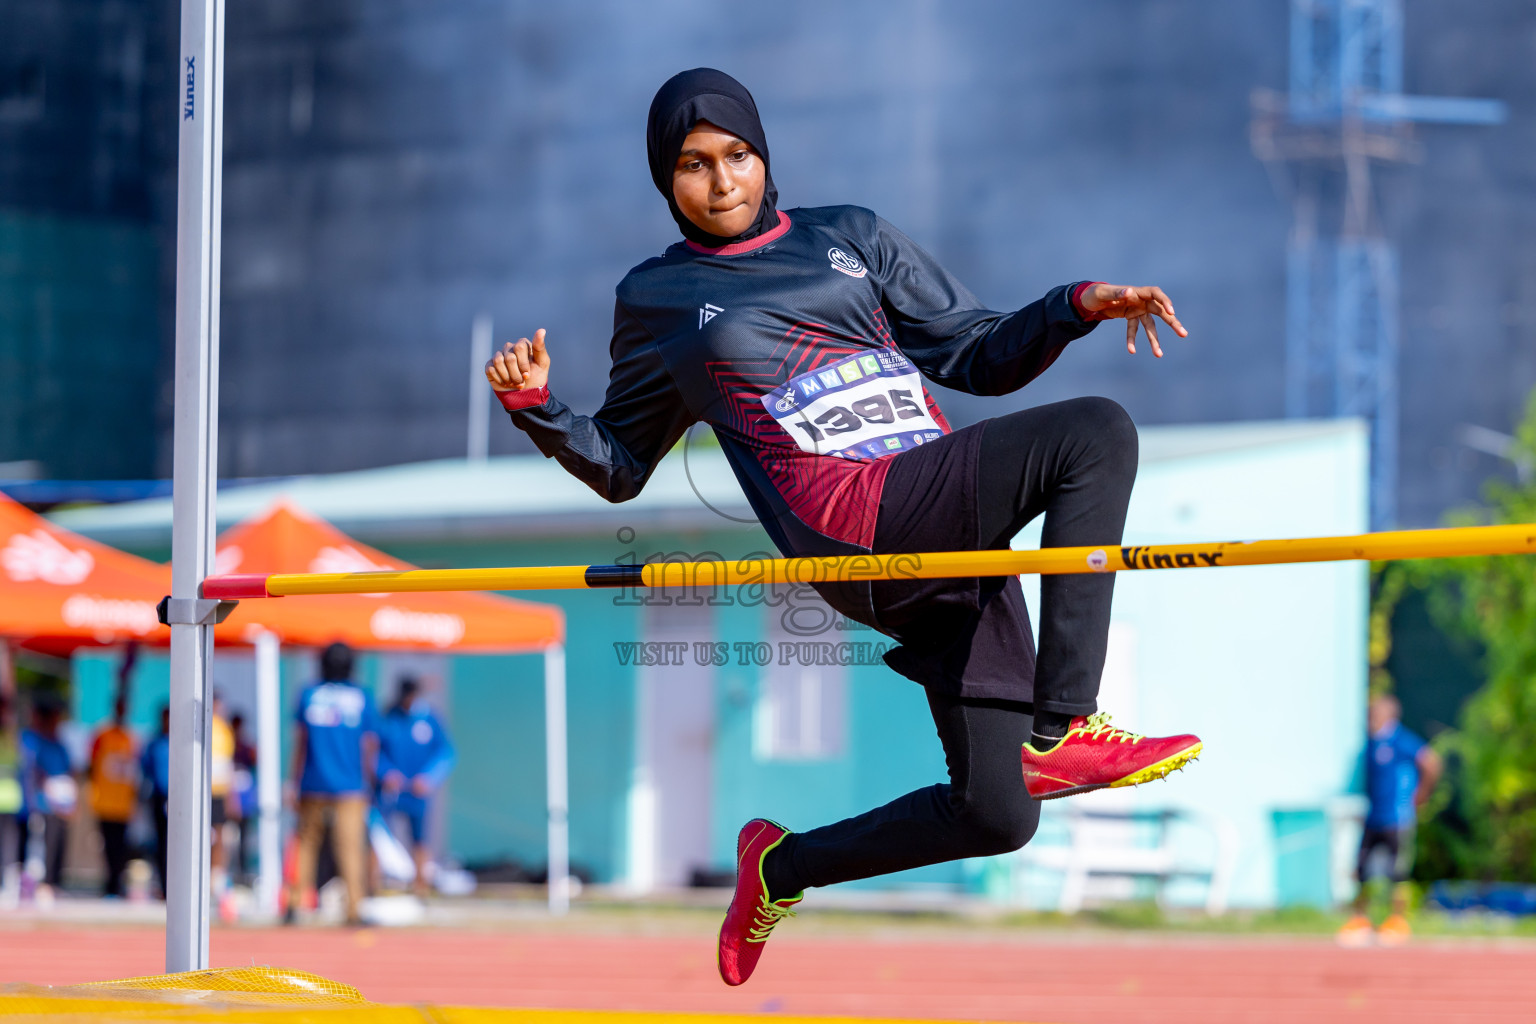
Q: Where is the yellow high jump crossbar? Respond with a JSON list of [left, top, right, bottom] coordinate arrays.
[[202, 522, 1536, 599]]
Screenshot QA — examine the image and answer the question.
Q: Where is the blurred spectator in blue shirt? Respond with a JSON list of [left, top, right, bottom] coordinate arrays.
[[21, 694, 75, 898], [377, 678, 455, 897], [140, 705, 172, 898], [287, 643, 377, 925], [1339, 694, 1442, 947]]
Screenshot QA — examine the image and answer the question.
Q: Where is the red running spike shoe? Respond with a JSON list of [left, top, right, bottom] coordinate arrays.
[[718, 818, 802, 987], [1020, 712, 1202, 800]]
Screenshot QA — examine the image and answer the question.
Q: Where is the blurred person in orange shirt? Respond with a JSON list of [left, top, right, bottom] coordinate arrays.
[[88, 696, 138, 898]]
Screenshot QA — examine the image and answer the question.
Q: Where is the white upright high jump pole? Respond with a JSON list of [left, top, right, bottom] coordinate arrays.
[[467, 314, 493, 462], [166, 0, 226, 972], [544, 643, 569, 914]]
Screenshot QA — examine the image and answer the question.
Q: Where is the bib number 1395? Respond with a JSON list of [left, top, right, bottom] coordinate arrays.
[[761, 350, 946, 459], [790, 387, 925, 443]]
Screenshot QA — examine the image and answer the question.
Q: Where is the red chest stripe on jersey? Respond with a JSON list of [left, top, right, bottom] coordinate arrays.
[[869, 308, 951, 431], [703, 323, 864, 436], [702, 320, 947, 549], [925, 393, 953, 433], [781, 323, 854, 379], [870, 307, 896, 346]]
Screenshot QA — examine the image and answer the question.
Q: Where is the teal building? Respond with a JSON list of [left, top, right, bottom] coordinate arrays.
[[58, 418, 1368, 907]]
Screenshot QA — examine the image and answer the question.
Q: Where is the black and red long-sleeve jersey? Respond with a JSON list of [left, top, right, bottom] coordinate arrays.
[[502, 205, 1100, 558]]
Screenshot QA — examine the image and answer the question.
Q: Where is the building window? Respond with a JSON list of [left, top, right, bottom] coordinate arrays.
[[753, 589, 847, 761]]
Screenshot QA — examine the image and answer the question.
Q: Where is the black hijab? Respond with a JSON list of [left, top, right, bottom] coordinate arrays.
[[646, 68, 780, 247]]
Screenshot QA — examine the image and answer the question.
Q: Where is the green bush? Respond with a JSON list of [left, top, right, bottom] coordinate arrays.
[[1377, 390, 1536, 881]]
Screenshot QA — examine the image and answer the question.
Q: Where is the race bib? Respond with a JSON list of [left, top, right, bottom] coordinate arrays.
[[760, 350, 944, 460]]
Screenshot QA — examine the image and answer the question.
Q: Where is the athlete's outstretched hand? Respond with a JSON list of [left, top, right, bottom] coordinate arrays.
[[1077, 284, 1188, 358], [486, 329, 551, 392]]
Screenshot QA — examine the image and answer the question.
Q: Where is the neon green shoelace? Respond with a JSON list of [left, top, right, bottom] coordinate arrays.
[[745, 896, 797, 943], [1080, 711, 1143, 744]]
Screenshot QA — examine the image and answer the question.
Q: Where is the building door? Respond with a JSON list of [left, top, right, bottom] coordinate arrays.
[[628, 601, 715, 890]]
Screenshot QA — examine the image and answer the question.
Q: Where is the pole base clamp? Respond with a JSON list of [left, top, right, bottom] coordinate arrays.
[[156, 596, 239, 627]]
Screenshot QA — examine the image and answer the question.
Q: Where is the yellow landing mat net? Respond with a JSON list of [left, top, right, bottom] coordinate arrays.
[[0, 966, 1006, 1024]]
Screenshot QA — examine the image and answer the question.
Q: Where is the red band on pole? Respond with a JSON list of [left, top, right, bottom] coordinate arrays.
[[202, 574, 274, 600]]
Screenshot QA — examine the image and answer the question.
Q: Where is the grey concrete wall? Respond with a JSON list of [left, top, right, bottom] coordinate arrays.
[[212, 1, 1296, 477], [0, 0, 173, 479], [1391, 1, 1536, 523], [9, 0, 1531, 524]]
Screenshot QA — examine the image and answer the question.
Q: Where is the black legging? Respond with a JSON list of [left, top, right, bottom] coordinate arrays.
[[774, 690, 1038, 892], [977, 396, 1137, 715], [768, 397, 1137, 894], [99, 820, 131, 897]]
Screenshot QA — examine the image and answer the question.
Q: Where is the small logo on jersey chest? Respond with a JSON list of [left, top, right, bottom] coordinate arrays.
[[827, 248, 867, 278], [698, 302, 723, 328]]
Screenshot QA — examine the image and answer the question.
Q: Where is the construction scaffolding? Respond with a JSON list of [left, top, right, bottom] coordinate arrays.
[[1251, 0, 1505, 529]]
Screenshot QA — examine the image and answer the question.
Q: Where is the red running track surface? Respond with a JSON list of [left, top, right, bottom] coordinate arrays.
[[2, 924, 1535, 1023]]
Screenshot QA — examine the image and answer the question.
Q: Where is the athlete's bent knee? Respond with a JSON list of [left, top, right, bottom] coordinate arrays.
[[1072, 396, 1137, 470], [1072, 396, 1137, 445], [959, 800, 1040, 856]]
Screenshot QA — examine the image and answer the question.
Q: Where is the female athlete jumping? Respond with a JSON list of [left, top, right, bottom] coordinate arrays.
[[487, 68, 1201, 986]]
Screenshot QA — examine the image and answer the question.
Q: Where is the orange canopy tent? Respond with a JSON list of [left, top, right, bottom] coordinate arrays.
[[0, 493, 566, 655], [205, 499, 568, 918], [0, 494, 171, 656], [0, 495, 568, 917], [210, 500, 563, 651]]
